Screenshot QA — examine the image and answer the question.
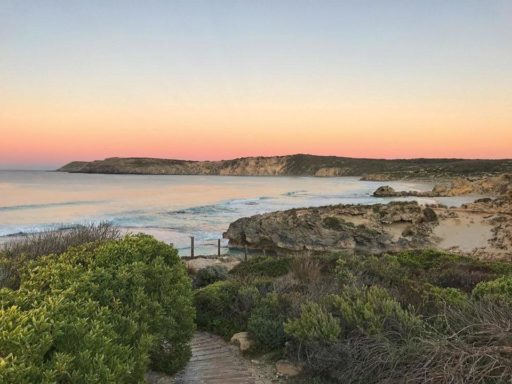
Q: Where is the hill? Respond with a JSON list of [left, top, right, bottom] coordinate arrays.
[[57, 154, 512, 179]]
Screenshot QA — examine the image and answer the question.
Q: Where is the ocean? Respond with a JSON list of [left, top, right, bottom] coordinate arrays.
[[0, 171, 479, 255]]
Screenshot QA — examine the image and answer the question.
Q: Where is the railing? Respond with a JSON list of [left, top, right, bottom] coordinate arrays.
[[181, 236, 249, 260], [189, 236, 222, 257]]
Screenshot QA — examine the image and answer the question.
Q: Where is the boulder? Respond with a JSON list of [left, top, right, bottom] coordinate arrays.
[[373, 185, 397, 197], [275, 360, 303, 377], [230, 332, 253, 352]]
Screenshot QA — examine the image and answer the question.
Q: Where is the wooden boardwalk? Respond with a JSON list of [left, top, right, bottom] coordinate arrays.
[[174, 332, 259, 384]]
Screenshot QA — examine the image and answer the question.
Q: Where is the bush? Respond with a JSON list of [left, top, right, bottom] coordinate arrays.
[[193, 265, 229, 288], [0, 223, 120, 289], [194, 280, 245, 337], [247, 294, 288, 352], [334, 250, 507, 309], [285, 302, 341, 344], [472, 276, 512, 304], [291, 256, 322, 284], [423, 285, 468, 305], [0, 234, 195, 382], [230, 256, 291, 278], [0, 289, 143, 384], [326, 286, 423, 339], [322, 217, 350, 231]]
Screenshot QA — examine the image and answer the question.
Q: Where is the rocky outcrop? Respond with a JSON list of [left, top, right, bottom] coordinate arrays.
[[224, 195, 512, 260], [57, 155, 512, 178], [374, 174, 512, 198], [224, 202, 438, 255], [373, 186, 438, 197]]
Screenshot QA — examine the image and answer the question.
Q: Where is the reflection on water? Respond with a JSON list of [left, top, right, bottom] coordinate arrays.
[[0, 171, 480, 255]]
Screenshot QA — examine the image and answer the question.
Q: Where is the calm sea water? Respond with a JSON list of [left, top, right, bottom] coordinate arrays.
[[0, 171, 479, 255]]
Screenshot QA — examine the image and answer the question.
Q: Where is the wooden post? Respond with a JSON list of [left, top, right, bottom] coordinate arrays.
[[217, 239, 221, 256], [190, 236, 195, 258], [244, 245, 248, 261]]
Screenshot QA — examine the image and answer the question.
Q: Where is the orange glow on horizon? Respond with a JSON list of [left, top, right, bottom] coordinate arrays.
[[2, 95, 511, 168]]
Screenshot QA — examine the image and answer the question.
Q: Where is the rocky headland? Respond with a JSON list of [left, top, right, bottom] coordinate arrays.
[[57, 155, 512, 179], [224, 175, 512, 260]]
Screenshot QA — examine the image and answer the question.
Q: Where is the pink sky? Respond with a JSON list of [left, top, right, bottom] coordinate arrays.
[[2, 96, 511, 169]]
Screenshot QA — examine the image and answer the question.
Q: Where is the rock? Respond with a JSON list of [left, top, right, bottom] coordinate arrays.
[[373, 186, 397, 197], [314, 167, 349, 176], [224, 194, 512, 260], [275, 360, 303, 377], [224, 201, 436, 255], [431, 174, 512, 197], [422, 207, 438, 222], [230, 332, 253, 352], [372, 174, 512, 198], [373, 185, 440, 198]]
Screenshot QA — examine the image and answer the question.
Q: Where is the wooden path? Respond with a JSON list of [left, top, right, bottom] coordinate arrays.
[[174, 332, 259, 384]]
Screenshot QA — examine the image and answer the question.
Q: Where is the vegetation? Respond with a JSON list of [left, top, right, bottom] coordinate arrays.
[[194, 280, 245, 337], [3, 224, 511, 383], [192, 250, 512, 383], [0, 223, 121, 289], [247, 294, 288, 352], [0, 234, 195, 383], [193, 264, 229, 288], [230, 255, 292, 278]]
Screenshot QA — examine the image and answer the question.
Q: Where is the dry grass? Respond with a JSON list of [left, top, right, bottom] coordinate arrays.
[[291, 253, 322, 284], [0, 223, 121, 288], [292, 299, 512, 384]]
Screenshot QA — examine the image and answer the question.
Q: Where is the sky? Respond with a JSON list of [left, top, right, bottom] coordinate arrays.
[[1, 1, 511, 169]]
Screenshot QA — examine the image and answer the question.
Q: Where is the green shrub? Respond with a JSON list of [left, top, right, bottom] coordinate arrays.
[[472, 276, 512, 304], [322, 217, 352, 231], [0, 235, 195, 382], [419, 285, 468, 320], [193, 265, 229, 288], [247, 294, 287, 351], [335, 250, 506, 308], [285, 302, 341, 343], [230, 256, 291, 278], [423, 285, 467, 306], [0, 289, 143, 384], [194, 280, 244, 337], [326, 286, 423, 338], [0, 223, 120, 289], [243, 276, 275, 294], [235, 285, 261, 316]]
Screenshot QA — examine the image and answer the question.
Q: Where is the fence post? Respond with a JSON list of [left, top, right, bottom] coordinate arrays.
[[190, 236, 195, 258], [217, 239, 221, 256], [244, 245, 248, 262]]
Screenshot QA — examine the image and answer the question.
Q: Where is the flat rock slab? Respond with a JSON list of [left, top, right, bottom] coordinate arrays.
[[174, 332, 259, 384]]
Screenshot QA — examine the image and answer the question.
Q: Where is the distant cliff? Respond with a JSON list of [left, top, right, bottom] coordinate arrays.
[[57, 155, 512, 179]]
